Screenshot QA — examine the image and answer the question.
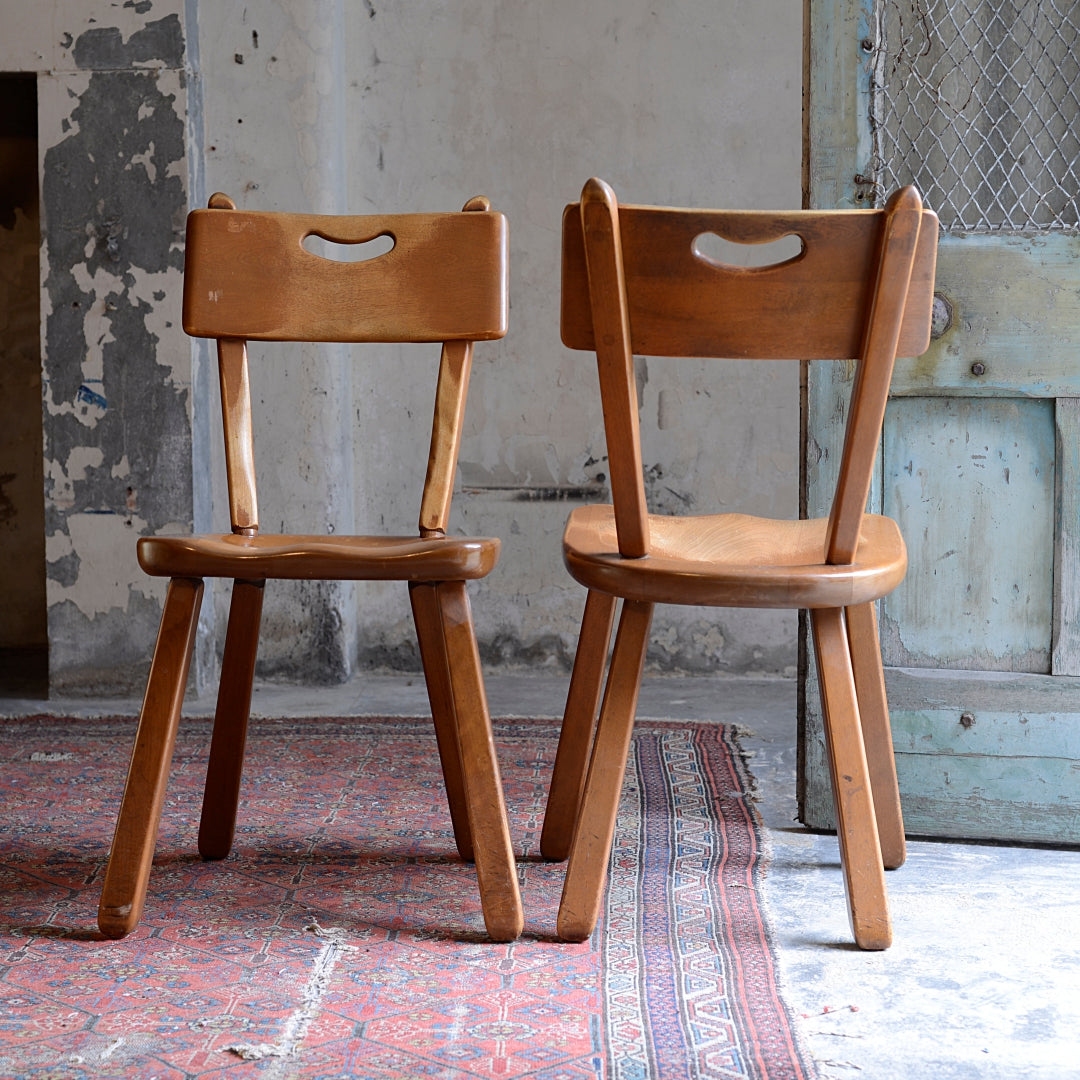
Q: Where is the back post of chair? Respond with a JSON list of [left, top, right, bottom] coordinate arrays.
[[578, 179, 650, 558], [196, 192, 261, 537], [825, 187, 924, 565], [418, 195, 491, 538]]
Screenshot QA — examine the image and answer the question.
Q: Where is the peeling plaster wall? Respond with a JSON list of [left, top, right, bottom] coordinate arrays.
[[342, 1, 803, 676], [5, 1, 803, 690], [1, 1, 199, 693]]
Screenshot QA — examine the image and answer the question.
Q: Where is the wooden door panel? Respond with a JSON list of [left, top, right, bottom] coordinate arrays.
[[880, 397, 1055, 672], [803, 0, 1080, 844], [891, 236, 1080, 398]]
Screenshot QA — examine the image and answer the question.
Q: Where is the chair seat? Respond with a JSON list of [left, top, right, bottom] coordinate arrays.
[[138, 532, 500, 582], [563, 504, 906, 609]]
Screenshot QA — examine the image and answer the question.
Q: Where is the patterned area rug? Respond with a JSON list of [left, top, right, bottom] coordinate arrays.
[[0, 716, 813, 1079]]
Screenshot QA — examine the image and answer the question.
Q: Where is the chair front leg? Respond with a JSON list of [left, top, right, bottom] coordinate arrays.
[[432, 580, 523, 942], [199, 579, 264, 860], [99, 576, 204, 939], [411, 581, 473, 863], [845, 601, 906, 870], [541, 589, 617, 861], [810, 605, 891, 950], [557, 599, 653, 943]]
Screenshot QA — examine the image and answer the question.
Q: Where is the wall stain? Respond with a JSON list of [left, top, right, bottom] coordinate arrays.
[[43, 68, 189, 546], [41, 22, 192, 688], [72, 14, 184, 70]]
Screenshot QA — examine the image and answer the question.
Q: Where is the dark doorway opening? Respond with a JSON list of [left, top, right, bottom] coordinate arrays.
[[0, 74, 47, 696]]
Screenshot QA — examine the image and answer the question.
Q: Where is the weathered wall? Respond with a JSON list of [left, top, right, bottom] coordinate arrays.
[[5, 0, 803, 692], [1, 1, 198, 692], [338, 1, 804, 676], [194, 1, 360, 685]]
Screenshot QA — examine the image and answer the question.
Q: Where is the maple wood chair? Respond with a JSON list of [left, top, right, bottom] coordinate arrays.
[[98, 193, 523, 943], [541, 178, 938, 950]]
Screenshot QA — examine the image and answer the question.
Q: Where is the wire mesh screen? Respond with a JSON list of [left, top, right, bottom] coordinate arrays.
[[869, 0, 1080, 232]]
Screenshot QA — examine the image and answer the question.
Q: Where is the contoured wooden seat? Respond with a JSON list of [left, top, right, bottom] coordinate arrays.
[[542, 178, 938, 950], [98, 193, 523, 943]]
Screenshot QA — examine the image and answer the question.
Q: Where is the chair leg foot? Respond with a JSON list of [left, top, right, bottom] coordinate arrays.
[[98, 577, 203, 939], [541, 590, 617, 861], [846, 602, 906, 870], [199, 579, 264, 861], [557, 599, 652, 943], [811, 606, 891, 950], [432, 581, 523, 942]]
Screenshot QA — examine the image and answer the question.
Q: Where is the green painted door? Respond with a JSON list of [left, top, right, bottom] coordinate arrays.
[[802, 0, 1080, 843]]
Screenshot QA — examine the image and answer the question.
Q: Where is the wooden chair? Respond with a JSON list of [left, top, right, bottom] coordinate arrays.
[[541, 178, 938, 950], [97, 193, 524, 943]]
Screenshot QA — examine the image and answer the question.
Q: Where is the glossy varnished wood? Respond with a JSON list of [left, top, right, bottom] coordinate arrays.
[[812, 606, 891, 949], [198, 579, 264, 860], [543, 178, 936, 950], [137, 532, 500, 582], [218, 338, 258, 533], [410, 581, 475, 862], [579, 181, 650, 556], [562, 505, 907, 609], [562, 192, 937, 360], [99, 577, 203, 939], [425, 580, 523, 942], [100, 193, 520, 942], [184, 206, 508, 344], [539, 589, 617, 861], [846, 601, 905, 870], [556, 599, 653, 942]]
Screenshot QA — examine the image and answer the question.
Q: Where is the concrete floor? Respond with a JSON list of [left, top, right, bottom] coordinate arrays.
[[3, 671, 1079, 1079]]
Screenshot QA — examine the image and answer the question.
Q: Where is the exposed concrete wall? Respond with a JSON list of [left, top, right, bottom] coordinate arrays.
[[5, 0, 802, 691], [193, 0, 359, 684], [341, 1, 804, 677]]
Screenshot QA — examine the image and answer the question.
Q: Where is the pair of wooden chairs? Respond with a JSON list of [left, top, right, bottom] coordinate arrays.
[[98, 180, 937, 951]]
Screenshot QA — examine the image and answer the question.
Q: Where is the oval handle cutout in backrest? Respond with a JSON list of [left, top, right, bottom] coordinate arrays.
[[692, 231, 803, 270], [303, 231, 396, 263]]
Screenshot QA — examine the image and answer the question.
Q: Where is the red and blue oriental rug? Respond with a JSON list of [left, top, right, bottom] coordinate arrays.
[[0, 716, 813, 1079]]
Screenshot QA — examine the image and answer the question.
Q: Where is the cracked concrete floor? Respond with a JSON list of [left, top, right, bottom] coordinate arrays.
[[3, 671, 1079, 1079]]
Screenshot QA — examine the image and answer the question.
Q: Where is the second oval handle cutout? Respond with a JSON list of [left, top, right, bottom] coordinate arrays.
[[693, 231, 803, 270], [303, 232, 395, 263]]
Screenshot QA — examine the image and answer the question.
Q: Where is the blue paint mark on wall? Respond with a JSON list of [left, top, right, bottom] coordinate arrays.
[[76, 383, 108, 409]]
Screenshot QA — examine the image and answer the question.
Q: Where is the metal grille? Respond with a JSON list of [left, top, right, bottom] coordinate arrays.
[[869, 0, 1080, 232]]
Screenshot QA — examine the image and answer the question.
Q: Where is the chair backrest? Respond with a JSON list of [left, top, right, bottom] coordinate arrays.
[[182, 193, 509, 539], [561, 177, 938, 565]]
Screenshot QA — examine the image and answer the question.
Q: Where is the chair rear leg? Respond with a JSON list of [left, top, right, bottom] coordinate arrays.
[[541, 589, 617, 861], [410, 581, 473, 863], [198, 579, 264, 860], [431, 580, 523, 942], [99, 577, 204, 939], [557, 599, 653, 943], [810, 606, 891, 950], [846, 601, 906, 870]]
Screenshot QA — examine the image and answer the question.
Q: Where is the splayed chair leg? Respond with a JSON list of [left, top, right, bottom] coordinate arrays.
[[846, 601, 906, 870], [411, 581, 475, 861], [557, 599, 653, 943], [811, 606, 891, 950], [430, 581, 523, 942], [541, 589, 617, 861], [199, 579, 265, 860], [99, 577, 204, 939]]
